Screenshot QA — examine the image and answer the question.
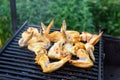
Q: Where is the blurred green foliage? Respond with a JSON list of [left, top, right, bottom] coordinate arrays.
[[89, 0, 120, 35], [0, 0, 120, 47], [17, 0, 94, 32], [0, 0, 12, 47]]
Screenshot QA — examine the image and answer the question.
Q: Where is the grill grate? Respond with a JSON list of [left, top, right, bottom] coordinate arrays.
[[0, 21, 103, 80]]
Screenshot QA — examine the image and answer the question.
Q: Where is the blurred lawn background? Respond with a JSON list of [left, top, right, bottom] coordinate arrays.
[[0, 0, 120, 47]]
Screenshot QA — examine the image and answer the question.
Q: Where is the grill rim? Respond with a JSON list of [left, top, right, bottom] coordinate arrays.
[[0, 20, 104, 80]]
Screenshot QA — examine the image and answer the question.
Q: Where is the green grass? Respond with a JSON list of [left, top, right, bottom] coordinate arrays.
[[0, 0, 120, 47]]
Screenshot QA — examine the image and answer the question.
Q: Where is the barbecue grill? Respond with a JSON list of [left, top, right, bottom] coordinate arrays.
[[0, 20, 104, 80]]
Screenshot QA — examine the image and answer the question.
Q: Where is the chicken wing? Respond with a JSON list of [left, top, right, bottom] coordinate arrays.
[[18, 19, 103, 73], [28, 42, 49, 54], [18, 27, 39, 47], [18, 31, 33, 47], [67, 42, 85, 55], [80, 32, 93, 42], [88, 32, 103, 45], [41, 19, 54, 34], [27, 27, 39, 34], [48, 20, 70, 59], [27, 33, 50, 49], [69, 49, 93, 68], [66, 31, 81, 43], [85, 43, 95, 62], [41, 20, 81, 43], [84, 32, 103, 61], [41, 19, 62, 42], [80, 32, 103, 44], [35, 48, 71, 73]]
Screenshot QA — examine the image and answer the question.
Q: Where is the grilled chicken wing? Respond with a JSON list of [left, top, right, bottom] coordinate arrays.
[[41, 20, 81, 43], [85, 43, 95, 61], [18, 31, 33, 47], [18, 27, 39, 47], [62, 43, 74, 55], [41, 19, 54, 35], [48, 20, 71, 59], [88, 32, 103, 45], [27, 32, 50, 49], [80, 32, 103, 44], [66, 31, 81, 43], [27, 26, 51, 50], [68, 42, 85, 55], [41, 19, 62, 42], [27, 33, 42, 44], [48, 39, 68, 59], [27, 27, 39, 34], [48, 31, 63, 42], [80, 32, 93, 42], [35, 48, 71, 73], [69, 49, 93, 68], [84, 32, 103, 61], [28, 42, 49, 54]]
